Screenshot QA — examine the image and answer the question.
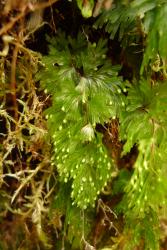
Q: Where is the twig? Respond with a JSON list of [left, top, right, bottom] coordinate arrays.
[[11, 160, 49, 203], [10, 43, 19, 122], [0, 12, 25, 36]]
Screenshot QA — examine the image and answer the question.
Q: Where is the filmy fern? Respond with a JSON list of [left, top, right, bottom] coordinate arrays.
[[38, 2, 167, 248], [141, 2, 167, 73], [94, 0, 167, 74], [94, 0, 156, 45], [38, 32, 124, 209], [118, 79, 167, 249], [120, 79, 167, 209]]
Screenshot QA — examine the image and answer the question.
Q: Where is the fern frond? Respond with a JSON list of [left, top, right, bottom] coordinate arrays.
[[94, 3, 136, 45], [141, 2, 167, 73], [51, 182, 93, 249], [124, 210, 160, 250], [94, 0, 156, 46], [118, 79, 167, 249], [38, 32, 123, 209], [94, 0, 167, 74]]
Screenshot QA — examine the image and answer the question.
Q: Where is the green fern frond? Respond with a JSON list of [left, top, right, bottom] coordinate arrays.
[[118, 79, 167, 249], [94, 0, 156, 46], [94, 3, 136, 44], [141, 2, 167, 73], [51, 182, 93, 249], [38, 32, 123, 209], [124, 209, 160, 250], [94, 0, 167, 73]]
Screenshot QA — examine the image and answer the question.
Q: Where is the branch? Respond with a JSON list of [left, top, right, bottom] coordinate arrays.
[[11, 160, 49, 204]]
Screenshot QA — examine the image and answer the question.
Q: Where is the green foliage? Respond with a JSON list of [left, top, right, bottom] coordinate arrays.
[[141, 2, 167, 73], [51, 182, 94, 249], [94, 0, 167, 74], [117, 79, 167, 249], [94, 0, 156, 46], [1, 0, 167, 249], [124, 210, 160, 250], [38, 1, 167, 245], [38, 32, 124, 209]]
